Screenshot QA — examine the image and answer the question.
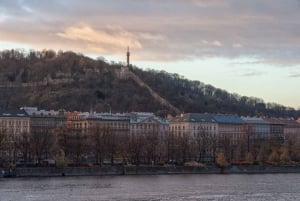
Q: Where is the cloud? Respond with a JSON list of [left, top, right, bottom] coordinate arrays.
[[228, 65, 265, 77], [240, 70, 264, 77], [57, 25, 142, 50], [232, 43, 243, 48], [289, 73, 300, 78], [55, 24, 169, 56], [0, 0, 299, 65], [201, 40, 223, 47], [185, 0, 228, 7]]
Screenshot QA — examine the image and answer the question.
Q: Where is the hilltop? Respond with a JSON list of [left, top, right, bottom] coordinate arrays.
[[0, 49, 299, 118]]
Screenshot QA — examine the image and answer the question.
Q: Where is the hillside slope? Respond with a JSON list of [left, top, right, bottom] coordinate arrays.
[[0, 49, 298, 118]]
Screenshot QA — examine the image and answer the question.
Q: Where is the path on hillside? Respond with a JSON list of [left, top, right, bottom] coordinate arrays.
[[0, 68, 181, 114], [127, 69, 180, 114], [0, 78, 73, 88]]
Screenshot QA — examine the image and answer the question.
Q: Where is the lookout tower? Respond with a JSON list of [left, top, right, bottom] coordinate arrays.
[[126, 47, 130, 67], [117, 47, 130, 79]]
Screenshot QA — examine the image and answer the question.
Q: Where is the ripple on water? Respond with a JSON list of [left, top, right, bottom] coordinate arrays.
[[0, 174, 300, 201]]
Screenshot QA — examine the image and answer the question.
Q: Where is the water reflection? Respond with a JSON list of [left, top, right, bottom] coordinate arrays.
[[0, 174, 300, 201]]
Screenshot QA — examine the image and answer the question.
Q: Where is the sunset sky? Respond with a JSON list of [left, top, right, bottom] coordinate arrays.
[[0, 0, 300, 108]]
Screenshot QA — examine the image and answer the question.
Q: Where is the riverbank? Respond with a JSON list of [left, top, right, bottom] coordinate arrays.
[[2, 165, 300, 177]]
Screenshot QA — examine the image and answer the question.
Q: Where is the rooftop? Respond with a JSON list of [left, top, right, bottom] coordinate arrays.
[[22, 107, 63, 116], [214, 114, 244, 124], [170, 113, 216, 123], [241, 116, 270, 124], [0, 109, 28, 118], [130, 113, 169, 124], [88, 112, 130, 121]]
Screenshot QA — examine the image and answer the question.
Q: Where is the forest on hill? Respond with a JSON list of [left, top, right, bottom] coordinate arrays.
[[0, 49, 299, 118]]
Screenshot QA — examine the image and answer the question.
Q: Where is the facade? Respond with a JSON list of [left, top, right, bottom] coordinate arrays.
[[169, 113, 218, 162], [129, 112, 169, 164], [263, 118, 285, 145], [242, 117, 271, 152], [0, 109, 30, 163], [169, 113, 218, 138], [130, 112, 169, 137], [65, 111, 89, 131], [281, 119, 300, 142], [1, 104, 299, 165], [86, 112, 130, 136], [214, 114, 245, 145], [0, 109, 30, 137], [214, 114, 245, 161], [22, 107, 66, 134]]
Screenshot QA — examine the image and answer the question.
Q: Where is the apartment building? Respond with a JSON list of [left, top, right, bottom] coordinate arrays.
[[22, 107, 66, 134], [169, 113, 218, 138], [0, 109, 30, 162], [0, 109, 30, 136]]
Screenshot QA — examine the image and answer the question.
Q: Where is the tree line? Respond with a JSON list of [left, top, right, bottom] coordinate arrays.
[[0, 126, 300, 168], [131, 67, 300, 118]]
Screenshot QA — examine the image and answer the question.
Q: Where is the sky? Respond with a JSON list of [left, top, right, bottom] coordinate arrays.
[[0, 0, 300, 108]]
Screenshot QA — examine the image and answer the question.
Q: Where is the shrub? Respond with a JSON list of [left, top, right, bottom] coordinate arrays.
[[216, 152, 229, 168]]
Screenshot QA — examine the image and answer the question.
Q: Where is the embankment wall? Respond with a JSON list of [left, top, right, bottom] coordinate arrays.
[[3, 165, 300, 177]]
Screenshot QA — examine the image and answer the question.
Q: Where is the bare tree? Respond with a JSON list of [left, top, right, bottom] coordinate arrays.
[[194, 130, 211, 162], [106, 128, 117, 165], [218, 135, 233, 162], [256, 143, 270, 164], [90, 126, 109, 166], [175, 134, 190, 164], [165, 132, 176, 163], [72, 129, 87, 165], [55, 125, 73, 163], [118, 132, 131, 164], [128, 133, 146, 166], [145, 131, 159, 164], [16, 132, 31, 165], [0, 128, 8, 165], [216, 152, 229, 171], [286, 135, 300, 162], [232, 137, 247, 162], [279, 146, 291, 164]]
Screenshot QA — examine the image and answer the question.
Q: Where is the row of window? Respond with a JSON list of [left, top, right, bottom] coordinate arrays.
[[72, 122, 130, 129], [170, 125, 217, 131], [131, 124, 167, 130], [0, 127, 29, 134], [0, 119, 29, 126]]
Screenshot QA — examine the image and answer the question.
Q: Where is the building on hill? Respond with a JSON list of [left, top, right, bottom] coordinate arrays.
[[0, 109, 30, 135], [87, 112, 130, 135], [130, 112, 169, 136], [169, 113, 218, 138], [281, 119, 300, 143], [65, 111, 89, 131], [263, 117, 285, 146], [169, 113, 218, 162], [214, 114, 245, 144], [241, 117, 271, 153], [66, 111, 168, 137], [129, 112, 169, 164], [213, 114, 245, 161], [22, 107, 66, 134], [0, 108, 30, 163]]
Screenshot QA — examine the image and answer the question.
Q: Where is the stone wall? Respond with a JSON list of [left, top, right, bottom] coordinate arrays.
[[3, 165, 300, 177], [224, 165, 300, 174]]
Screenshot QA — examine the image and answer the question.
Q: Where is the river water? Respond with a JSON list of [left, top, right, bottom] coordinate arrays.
[[1, 174, 300, 201]]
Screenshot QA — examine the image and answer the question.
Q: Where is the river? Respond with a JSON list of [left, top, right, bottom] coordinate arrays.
[[1, 174, 300, 201]]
